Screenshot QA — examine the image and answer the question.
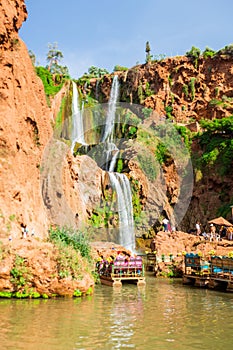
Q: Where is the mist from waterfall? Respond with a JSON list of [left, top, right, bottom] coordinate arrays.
[[71, 81, 85, 152]]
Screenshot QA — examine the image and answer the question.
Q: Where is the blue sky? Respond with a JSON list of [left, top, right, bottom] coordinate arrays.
[[20, 0, 233, 78]]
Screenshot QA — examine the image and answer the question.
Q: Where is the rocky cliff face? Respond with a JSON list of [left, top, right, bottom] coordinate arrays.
[[86, 56, 233, 230], [0, 0, 232, 241], [0, 0, 53, 238], [94, 55, 233, 122]]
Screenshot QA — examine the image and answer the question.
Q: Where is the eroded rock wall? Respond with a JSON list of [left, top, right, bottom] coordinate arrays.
[[0, 0, 53, 238]]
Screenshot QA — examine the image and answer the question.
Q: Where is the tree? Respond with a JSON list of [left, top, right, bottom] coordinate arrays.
[[46, 42, 64, 72], [86, 66, 109, 78], [145, 41, 152, 63]]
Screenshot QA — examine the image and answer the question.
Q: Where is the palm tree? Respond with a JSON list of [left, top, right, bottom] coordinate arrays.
[[46, 42, 64, 71]]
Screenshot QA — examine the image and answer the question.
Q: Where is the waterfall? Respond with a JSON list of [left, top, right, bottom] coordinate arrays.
[[103, 75, 135, 252], [71, 81, 85, 152], [108, 173, 135, 250], [102, 75, 119, 142], [70, 75, 135, 251]]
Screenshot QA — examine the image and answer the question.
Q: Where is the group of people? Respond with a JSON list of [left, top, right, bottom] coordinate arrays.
[[162, 218, 176, 232], [195, 221, 233, 241], [21, 225, 35, 239]]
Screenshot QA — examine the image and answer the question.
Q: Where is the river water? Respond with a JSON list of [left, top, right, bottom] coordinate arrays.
[[0, 276, 232, 350]]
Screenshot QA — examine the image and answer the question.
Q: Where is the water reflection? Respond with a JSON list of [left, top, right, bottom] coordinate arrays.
[[0, 277, 232, 349]]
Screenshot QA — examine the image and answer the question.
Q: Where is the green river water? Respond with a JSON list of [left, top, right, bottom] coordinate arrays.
[[0, 276, 232, 350]]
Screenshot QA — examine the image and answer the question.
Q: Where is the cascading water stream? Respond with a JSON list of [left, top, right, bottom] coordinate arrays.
[[70, 76, 135, 251], [103, 75, 135, 251], [71, 81, 85, 152], [101, 75, 120, 143], [108, 172, 135, 250]]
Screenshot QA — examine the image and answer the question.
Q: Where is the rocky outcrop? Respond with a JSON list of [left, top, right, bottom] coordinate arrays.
[[0, 237, 94, 297], [0, 0, 53, 238]]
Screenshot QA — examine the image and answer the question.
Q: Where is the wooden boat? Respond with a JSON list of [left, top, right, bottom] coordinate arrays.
[[183, 253, 233, 292], [97, 256, 146, 287], [182, 253, 210, 287], [209, 256, 233, 292]]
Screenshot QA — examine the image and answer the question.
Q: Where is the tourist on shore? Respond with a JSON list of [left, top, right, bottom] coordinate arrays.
[[195, 222, 201, 236], [226, 227, 233, 240], [209, 224, 216, 241], [219, 226, 226, 238], [162, 218, 169, 232], [150, 237, 157, 253]]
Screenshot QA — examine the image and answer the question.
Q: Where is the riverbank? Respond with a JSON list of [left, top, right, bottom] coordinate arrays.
[[0, 237, 94, 298], [1, 231, 233, 298]]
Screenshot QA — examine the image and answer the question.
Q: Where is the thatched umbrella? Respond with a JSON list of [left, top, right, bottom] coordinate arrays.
[[208, 216, 233, 227]]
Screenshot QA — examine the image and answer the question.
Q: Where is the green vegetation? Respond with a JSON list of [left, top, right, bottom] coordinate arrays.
[[29, 42, 70, 105], [182, 84, 189, 98], [202, 47, 216, 59], [137, 150, 158, 181], [195, 116, 233, 175], [185, 46, 201, 68], [86, 66, 109, 78], [209, 95, 233, 109], [36, 66, 65, 99], [216, 44, 233, 56], [46, 42, 68, 75], [175, 125, 192, 150], [10, 255, 31, 290], [137, 83, 144, 104], [189, 77, 196, 101], [113, 65, 128, 72], [88, 200, 115, 229], [145, 82, 154, 97], [155, 142, 170, 164], [49, 226, 92, 262], [142, 107, 153, 119], [145, 41, 153, 63], [165, 105, 173, 119]]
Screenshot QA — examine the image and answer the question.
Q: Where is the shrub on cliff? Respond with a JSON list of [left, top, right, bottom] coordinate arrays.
[[196, 116, 233, 174], [36, 66, 64, 100], [202, 47, 216, 59], [49, 226, 92, 262], [185, 46, 201, 68], [113, 65, 128, 72]]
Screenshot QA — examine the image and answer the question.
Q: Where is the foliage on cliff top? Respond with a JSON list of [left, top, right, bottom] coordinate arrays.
[[36, 66, 66, 98]]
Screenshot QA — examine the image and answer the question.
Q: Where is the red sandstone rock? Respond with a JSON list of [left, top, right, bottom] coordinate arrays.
[[0, 0, 53, 238]]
